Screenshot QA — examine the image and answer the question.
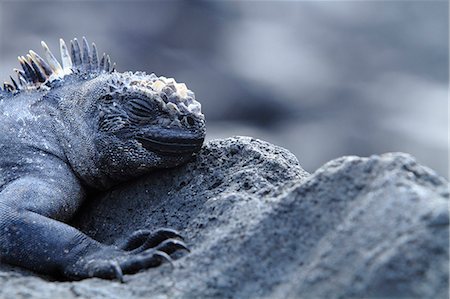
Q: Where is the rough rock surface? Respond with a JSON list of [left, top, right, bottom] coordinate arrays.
[[0, 136, 448, 299]]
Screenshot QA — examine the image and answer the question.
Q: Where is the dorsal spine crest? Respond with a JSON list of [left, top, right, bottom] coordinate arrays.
[[1, 37, 115, 94]]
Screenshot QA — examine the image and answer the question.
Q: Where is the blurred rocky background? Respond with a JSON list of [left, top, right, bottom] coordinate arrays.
[[0, 0, 447, 178]]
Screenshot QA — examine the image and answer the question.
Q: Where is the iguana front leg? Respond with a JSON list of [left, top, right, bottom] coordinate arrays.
[[0, 168, 187, 281]]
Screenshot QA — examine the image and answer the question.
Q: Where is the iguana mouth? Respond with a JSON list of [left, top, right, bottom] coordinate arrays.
[[136, 136, 204, 154]]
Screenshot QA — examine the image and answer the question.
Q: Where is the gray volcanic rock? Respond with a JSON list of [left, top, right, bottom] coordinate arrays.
[[0, 136, 448, 299]]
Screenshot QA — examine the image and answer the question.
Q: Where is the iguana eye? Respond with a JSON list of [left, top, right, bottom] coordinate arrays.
[[127, 98, 154, 121]]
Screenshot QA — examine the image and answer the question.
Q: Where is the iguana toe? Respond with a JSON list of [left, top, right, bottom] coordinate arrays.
[[119, 249, 173, 274], [155, 238, 190, 254], [88, 260, 124, 282], [119, 228, 184, 253]]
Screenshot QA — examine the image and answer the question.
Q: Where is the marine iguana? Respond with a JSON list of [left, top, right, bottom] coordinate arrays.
[[0, 37, 205, 281]]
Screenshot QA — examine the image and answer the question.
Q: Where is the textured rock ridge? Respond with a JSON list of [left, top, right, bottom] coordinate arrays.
[[0, 137, 448, 299]]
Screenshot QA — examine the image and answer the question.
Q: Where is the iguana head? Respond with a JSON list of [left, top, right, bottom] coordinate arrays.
[[84, 71, 205, 187], [2, 37, 206, 188]]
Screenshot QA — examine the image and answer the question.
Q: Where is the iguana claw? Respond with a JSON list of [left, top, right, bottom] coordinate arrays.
[[111, 260, 124, 283]]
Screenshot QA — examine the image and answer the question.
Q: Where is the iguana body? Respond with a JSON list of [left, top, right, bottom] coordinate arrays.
[[0, 38, 205, 280]]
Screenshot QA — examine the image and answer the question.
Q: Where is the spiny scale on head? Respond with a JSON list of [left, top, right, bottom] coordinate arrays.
[[105, 71, 203, 118], [0, 37, 115, 94]]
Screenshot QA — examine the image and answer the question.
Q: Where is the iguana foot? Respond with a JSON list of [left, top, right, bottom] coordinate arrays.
[[63, 229, 189, 282]]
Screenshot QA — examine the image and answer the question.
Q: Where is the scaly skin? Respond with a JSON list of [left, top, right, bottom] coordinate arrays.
[[0, 37, 205, 281]]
